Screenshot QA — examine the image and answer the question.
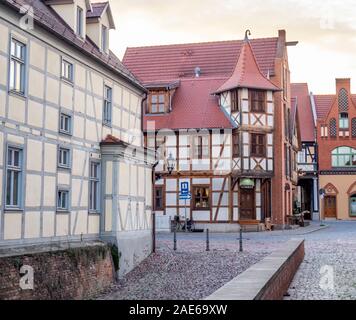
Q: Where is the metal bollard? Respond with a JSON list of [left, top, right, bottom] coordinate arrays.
[[206, 229, 210, 252], [173, 229, 177, 251], [239, 228, 243, 252]]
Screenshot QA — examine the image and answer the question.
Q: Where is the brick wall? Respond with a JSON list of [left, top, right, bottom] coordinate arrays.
[[258, 240, 305, 300], [0, 244, 116, 300], [206, 239, 305, 301]]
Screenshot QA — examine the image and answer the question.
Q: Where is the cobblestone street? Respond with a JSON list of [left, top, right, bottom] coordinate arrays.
[[98, 221, 356, 300]]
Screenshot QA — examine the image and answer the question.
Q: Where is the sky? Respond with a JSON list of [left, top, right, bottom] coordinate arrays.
[[95, 0, 356, 94]]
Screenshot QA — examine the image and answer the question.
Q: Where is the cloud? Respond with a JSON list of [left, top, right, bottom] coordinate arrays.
[[100, 0, 356, 93]]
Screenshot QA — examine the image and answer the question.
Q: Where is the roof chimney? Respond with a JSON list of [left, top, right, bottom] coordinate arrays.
[[195, 67, 201, 78]]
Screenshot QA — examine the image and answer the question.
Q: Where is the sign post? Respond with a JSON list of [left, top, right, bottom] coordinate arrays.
[[179, 182, 191, 233]]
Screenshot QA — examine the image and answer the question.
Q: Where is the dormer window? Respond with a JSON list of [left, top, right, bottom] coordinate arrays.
[[339, 113, 349, 130], [250, 90, 266, 113], [76, 6, 84, 37], [102, 25, 108, 52], [148, 91, 168, 114]]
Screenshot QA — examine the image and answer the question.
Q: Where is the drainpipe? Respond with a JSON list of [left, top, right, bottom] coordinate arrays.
[[142, 91, 159, 253], [151, 160, 159, 253]]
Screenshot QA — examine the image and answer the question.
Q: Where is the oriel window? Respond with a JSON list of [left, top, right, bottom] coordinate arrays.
[[232, 131, 240, 157], [251, 133, 266, 157], [231, 89, 239, 112], [250, 90, 266, 113]]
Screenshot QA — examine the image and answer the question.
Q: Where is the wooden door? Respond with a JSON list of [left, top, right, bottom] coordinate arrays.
[[324, 196, 337, 218], [261, 180, 271, 221], [240, 188, 255, 220]]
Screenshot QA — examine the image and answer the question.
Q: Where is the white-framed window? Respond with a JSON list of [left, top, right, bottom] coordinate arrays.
[[102, 25, 108, 52], [58, 147, 71, 169], [57, 189, 70, 211], [59, 112, 72, 135], [103, 85, 112, 126], [339, 113, 349, 130], [89, 161, 101, 212], [61, 59, 73, 82], [76, 6, 84, 37], [5, 146, 23, 209], [9, 38, 26, 94]]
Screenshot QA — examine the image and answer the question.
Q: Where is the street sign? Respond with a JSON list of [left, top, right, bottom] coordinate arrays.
[[179, 181, 191, 232], [179, 193, 191, 200], [180, 181, 190, 195]]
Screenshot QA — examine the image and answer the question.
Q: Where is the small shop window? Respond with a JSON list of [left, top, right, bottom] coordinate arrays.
[[193, 186, 210, 210]]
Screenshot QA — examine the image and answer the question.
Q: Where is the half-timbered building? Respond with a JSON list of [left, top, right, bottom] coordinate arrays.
[[0, 0, 156, 276], [123, 30, 301, 230], [291, 83, 319, 221]]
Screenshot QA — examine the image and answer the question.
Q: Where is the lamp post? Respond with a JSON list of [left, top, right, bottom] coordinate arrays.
[[166, 152, 175, 175]]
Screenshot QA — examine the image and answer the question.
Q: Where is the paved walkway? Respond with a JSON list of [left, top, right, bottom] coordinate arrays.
[[99, 221, 356, 300], [157, 221, 356, 300]]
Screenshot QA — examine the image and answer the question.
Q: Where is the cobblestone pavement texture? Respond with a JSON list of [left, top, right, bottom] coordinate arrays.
[[98, 221, 356, 300]]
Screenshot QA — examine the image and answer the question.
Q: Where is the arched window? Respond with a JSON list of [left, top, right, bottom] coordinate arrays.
[[350, 194, 356, 217], [329, 118, 337, 137], [332, 147, 356, 167], [338, 88, 349, 112], [352, 118, 356, 138]]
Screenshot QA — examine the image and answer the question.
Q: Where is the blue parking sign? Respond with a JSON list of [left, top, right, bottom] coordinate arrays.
[[180, 182, 190, 195]]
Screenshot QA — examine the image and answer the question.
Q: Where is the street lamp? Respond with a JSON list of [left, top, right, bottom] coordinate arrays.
[[167, 152, 175, 175]]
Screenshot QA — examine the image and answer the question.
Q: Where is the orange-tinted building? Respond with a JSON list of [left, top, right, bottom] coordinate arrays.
[[313, 79, 356, 220]]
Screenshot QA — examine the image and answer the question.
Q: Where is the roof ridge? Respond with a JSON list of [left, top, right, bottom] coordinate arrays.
[[125, 37, 279, 50]]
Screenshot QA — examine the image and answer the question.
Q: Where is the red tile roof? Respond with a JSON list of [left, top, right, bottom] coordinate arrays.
[[291, 83, 316, 141], [313, 95, 336, 120], [144, 77, 233, 131], [215, 40, 280, 94], [102, 134, 121, 144], [3, 0, 143, 91], [313, 93, 356, 120], [123, 38, 279, 84]]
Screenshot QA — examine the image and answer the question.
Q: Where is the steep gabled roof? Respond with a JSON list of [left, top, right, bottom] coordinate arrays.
[[2, 0, 143, 91], [214, 38, 280, 94], [144, 77, 233, 131], [313, 95, 336, 120], [313, 93, 356, 120], [291, 83, 316, 141], [86, 2, 115, 29], [123, 37, 279, 85]]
